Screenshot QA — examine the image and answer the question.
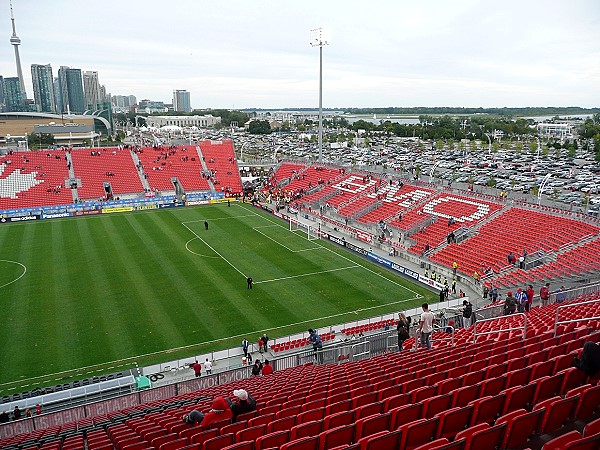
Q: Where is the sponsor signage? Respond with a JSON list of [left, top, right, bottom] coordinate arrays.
[[355, 230, 372, 243], [74, 210, 101, 216], [134, 204, 157, 211], [102, 207, 134, 214], [0, 215, 40, 223], [327, 234, 439, 289], [42, 212, 72, 219]]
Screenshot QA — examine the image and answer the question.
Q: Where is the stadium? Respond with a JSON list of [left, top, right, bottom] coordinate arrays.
[[0, 140, 599, 449]]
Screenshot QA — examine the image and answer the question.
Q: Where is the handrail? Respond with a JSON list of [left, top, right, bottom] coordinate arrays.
[[411, 323, 455, 351], [553, 298, 600, 337], [473, 313, 527, 343]]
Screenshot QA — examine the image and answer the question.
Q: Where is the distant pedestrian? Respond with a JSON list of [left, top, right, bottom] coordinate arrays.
[[419, 303, 435, 350], [247, 277, 253, 289], [228, 200, 230, 207], [204, 221, 209, 230], [308, 328, 324, 363], [192, 360, 201, 377], [556, 286, 566, 303], [204, 358, 212, 375], [262, 359, 274, 376], [241, 338, 249, 358], [261, 334, 269, 352], [397, 313, 410, 351], [540, 283, 550, 306], [251, 360, 263, 376]]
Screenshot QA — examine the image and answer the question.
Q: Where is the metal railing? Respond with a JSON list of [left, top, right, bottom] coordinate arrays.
[[473, 313, 527, 343], [412, 323, 455, 351], [553, 298, 600, 337]]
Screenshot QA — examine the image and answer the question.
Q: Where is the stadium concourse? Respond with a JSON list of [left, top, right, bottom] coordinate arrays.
[[1, 155, 600, 449]]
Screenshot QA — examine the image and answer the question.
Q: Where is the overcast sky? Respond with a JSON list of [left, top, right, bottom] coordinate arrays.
[[1, 0, 599, 109]]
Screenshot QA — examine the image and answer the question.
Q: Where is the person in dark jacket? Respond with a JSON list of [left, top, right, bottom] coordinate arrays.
[[229, 389, 257, 422], [574, 342, 600, 377], [251, 359, 263, 376], [308, 328, 324, 363]]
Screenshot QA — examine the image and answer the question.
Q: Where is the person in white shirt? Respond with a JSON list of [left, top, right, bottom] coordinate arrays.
[[204, 358, 212, 375], [419, 303, 435, 350]]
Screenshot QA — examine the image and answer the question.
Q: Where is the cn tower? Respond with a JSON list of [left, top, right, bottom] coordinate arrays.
[[9, 0, 26, 95]]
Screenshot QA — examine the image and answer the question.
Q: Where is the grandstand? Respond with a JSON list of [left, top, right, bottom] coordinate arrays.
[[1, 295, 599, 449], [1, 155, 600, 448]]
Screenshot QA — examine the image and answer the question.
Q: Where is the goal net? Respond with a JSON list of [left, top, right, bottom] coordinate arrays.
[[289, 217, 319, 240]]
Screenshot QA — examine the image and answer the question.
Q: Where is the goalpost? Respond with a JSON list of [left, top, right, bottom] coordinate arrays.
[[289, 217, 320, 240]]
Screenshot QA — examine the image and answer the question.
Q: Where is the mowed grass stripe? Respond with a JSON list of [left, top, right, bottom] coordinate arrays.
[[0, 205, 435, 389]]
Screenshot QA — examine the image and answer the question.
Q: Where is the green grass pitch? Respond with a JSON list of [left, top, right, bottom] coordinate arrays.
[[0, 203, 434, 393]]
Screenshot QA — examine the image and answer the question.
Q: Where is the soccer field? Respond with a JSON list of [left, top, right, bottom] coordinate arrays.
[[0, 203, 434, 393]]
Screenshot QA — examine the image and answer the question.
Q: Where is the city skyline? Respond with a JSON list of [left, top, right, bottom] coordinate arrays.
[[1, 0, 599, 110]]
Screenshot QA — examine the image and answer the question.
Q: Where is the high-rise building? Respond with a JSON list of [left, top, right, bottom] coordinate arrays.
[[9, 1, 26, 96], [83, 70, 100, 110], [31, 64, 56, 113], [58, 66, 85, 113], [53, 77, 62, 113], [173, 89, 191, 113], [0, 76, 5, 112], [3, 76, 26, 111]]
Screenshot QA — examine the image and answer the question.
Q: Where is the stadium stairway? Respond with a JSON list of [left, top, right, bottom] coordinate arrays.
[[2, 298, 599, 450]]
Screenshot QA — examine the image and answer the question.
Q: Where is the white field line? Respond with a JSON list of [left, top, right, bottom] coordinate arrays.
[[181, 222, 247, 278], [237, 203, 423, 298], [0, 260, 27, 289], [0, 294, 422, 390], [254, 265, 360, 284], [252, 225, 322, 253]]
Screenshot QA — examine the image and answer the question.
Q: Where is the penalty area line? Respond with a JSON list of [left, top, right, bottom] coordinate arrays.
[[254, 265, 360, 285]]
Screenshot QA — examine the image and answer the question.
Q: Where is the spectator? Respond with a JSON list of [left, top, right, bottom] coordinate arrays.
[[308, 328, 324, 363], [540, 283, 550, 306], [515, 288, 527, 313], [419, 303, 435, 350], [573, 342, 600, 377], [204, 358, 212, 375], [182, 397, 232, 427], [251, 359, 263, 376], [397, 313, 410, 351], [192, 360, 201, 378], [241, 338, 249, 358], [35, 404, 42, 415], [261, 359, 274, 376], [525, 285, 535, 312], [13, 406, 21, 421], [462, 300, 473, 329], [555, 286, 566, 303], [261, 334, 269, 352], [0, 411, 9, 423], [490, 286, 499, 302], [229, 389, 257, 422], [504, 292, 517, 315]]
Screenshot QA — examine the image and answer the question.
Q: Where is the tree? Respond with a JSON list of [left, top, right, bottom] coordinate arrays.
[[28, 133, 55, 149], [248, 120, 271, 134]]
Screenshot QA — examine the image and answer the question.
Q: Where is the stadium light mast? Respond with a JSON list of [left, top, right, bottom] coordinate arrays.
[[310, 28, 328, 163]]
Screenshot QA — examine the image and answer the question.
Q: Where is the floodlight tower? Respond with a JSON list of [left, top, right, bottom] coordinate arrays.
[[9, 0, 26, 95], [310, 28, 328, 163]]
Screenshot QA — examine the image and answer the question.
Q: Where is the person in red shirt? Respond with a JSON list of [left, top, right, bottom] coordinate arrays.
[[261, 359, 274, 376], [192, 360, 201, 377], [540, 283, 550, 306], [526, 285, 535, 312]]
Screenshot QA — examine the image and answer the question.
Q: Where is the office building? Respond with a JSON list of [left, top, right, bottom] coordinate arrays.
[[58, 66, 85, 113], [31, 64, 56, 113], [83, 70, 100, 110], [0, 76, 5, 112], [173, 89, 191, 113], [3, 77, 26, 112]]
